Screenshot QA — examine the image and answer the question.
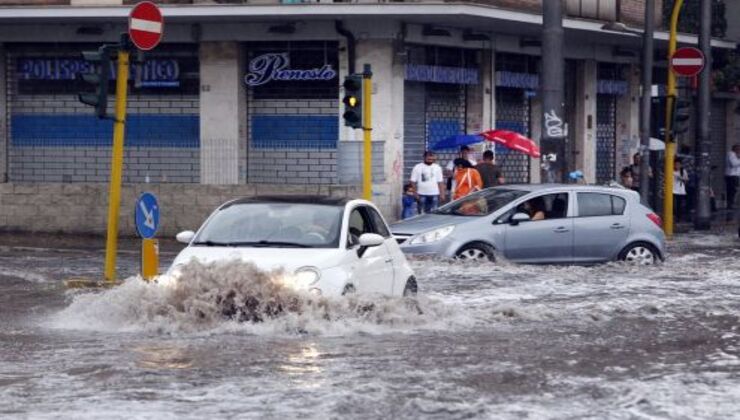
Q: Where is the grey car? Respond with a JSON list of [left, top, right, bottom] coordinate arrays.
[[391, 184, 666, 265]]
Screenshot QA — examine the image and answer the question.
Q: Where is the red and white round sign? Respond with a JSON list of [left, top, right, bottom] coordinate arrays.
[[129, 1, 164, 51], [671, 47, 705, 77]]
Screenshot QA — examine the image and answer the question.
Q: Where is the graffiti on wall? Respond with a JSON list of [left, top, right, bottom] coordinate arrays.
[[544, 109, 566, 138]]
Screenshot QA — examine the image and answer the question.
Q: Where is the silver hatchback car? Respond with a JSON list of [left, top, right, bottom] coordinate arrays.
[[391, 184, 666, 265]]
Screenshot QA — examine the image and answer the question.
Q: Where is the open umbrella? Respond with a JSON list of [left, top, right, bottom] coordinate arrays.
[[480, 129, 541, 158], [430, 134, 484, 151]]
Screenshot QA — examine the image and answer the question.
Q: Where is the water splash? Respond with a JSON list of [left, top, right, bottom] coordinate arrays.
[[51, 260, 468, 336]]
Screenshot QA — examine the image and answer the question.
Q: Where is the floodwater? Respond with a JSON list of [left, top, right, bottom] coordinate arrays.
[[1, 233, 739, 419]]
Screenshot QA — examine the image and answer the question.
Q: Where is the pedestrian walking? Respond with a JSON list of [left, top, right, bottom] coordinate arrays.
[[452, 158, 482, 201], [673, 158, 689, 222], [401, 183, 419, 220], [678, 145, 697, 215], [476, 150, 504, 189], [725, 144, 740, 210], [410, 151, 446, 214], [445, 146, 477, 199]]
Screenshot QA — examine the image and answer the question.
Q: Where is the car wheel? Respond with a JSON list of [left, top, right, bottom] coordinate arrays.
[[402, 277, 418, 297], [342, 284, 356, 296], [619, 242, 660, 265], [455, 242, 495, 262]]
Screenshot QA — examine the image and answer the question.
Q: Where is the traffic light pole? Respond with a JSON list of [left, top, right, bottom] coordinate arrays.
[[663, 0, 683, 239], [362, 64, 372, 201], [694, 0, 712, 230], [104, 37, 131, 283]]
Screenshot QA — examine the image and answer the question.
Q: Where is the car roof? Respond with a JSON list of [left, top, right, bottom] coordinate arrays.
[[500, 183, 635, 194], [223, 195, 352, 208]]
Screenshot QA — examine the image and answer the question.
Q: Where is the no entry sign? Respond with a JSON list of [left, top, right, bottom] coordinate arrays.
[[129, 1, 163, 51], [671, 47, 705, 77]]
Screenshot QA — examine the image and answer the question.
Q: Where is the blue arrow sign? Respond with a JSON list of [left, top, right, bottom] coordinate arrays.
[[135, 192, 160, 239]]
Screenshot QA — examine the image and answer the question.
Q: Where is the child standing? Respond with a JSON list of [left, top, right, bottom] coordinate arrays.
[[401, 183, 419, 219]]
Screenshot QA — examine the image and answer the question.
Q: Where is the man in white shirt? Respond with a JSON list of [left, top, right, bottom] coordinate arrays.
[[410, 151, 446, 213], [726, 144, 740, 210], [444, 146, 477, 200]]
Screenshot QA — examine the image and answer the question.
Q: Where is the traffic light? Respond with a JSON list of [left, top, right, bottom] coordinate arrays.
[[342, 74, 363, 129], [78, 45, 115, 119], [672, 98, 692, 136]]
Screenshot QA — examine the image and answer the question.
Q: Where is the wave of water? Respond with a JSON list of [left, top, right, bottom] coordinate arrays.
[[50, 260, 473, 336]]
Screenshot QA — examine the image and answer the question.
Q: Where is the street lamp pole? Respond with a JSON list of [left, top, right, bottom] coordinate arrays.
[[541, 0, 566, 183], [639, 0, 655, 204]]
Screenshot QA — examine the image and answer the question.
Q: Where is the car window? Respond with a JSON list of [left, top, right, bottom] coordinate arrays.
[[366, 207, 391, 238], [434, 188, 528, 217], [578, 193, 626, 217], [613, 196, 627, 215], [347, 207, 375, 246], [511, 193, 569, 222], [193, 203, 343, 248]]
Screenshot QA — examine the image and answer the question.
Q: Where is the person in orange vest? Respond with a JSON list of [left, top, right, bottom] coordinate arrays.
[[452, 158, 482, 201]]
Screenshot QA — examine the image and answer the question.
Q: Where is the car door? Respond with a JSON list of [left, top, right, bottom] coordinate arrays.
[[503, 192, 574, 263], [572, 192, 630, 262], [346, 206, 395, 295]]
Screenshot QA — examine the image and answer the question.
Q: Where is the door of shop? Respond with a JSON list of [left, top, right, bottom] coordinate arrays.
[[596, 94, 618, 184]]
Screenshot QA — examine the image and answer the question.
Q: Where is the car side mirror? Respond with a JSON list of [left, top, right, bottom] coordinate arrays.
[[356, 233, 384, 257], [510, 212, 531, 226], [358, 233, 384, 247], [176, 230, 195, 244]]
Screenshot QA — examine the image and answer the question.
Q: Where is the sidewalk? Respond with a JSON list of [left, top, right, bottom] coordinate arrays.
[[673, 209, 739, 235]]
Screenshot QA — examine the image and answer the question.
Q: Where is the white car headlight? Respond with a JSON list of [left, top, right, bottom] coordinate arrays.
[[410, 225, 455, 245], [294, 266, 321, 287]]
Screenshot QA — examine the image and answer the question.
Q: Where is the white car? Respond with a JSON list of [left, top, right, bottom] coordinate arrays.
[[168, 196, 417, 297]]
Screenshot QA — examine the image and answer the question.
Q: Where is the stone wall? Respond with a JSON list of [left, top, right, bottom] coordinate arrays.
[[0, 183, 362, 237]]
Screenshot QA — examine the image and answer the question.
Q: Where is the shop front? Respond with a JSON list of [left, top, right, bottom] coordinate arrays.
[[6, 43, 200, 183], [243, 41, 341, 186], [402, 45, 481, 181]]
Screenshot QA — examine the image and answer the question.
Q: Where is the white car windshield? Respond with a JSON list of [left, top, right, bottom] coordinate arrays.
[[193, 203, 344, 248], [434, 188, 529, 217]]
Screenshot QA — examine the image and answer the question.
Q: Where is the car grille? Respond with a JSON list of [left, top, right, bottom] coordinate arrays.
[[393, 234, 413, 245]]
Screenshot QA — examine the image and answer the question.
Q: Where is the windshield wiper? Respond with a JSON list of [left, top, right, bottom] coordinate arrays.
[[191, 240, 235, 247], [230, 241, 312, 248]]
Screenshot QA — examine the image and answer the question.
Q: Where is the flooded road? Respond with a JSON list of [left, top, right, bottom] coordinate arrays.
[[1, 233, 739, 419]]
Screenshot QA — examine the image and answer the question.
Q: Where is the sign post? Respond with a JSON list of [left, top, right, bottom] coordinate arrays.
[[103, 36, 132, 283], [103, 1, 163, 283], [135, 192, 160, 280]]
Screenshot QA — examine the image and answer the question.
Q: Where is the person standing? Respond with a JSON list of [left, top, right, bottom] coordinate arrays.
[[452, 158, 482, 201], [401, 183, 419, 219], [445, 146, 477, 199], [476, 150, 505, 189], [619, 166, 634, 189], [410, 151, 446, 214], [725, 144, 740, 210], [673, 159, 689, 222]]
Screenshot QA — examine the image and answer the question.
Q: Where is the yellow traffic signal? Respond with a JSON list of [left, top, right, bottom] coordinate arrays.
[[342, 75, 363, 129]]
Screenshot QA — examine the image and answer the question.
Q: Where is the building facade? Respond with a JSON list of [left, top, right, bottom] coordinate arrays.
[[0, 0, 737, 235]]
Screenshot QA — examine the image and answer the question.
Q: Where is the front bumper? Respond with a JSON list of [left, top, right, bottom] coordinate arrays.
[[397, 236, 457, 258]]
